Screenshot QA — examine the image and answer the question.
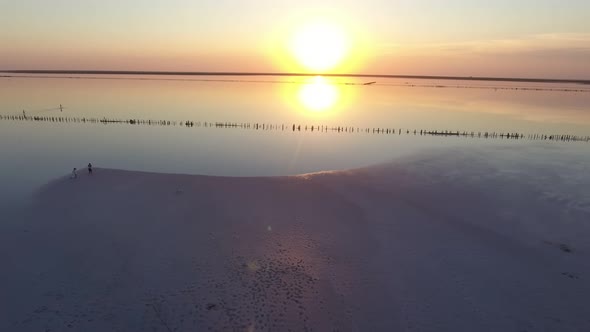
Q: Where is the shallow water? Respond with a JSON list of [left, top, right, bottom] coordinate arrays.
[[1, 74, 589, 207], [1, 75, 590, 332]]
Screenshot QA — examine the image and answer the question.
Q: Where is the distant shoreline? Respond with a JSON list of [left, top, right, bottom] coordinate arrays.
[[1, 70, 589, 85]]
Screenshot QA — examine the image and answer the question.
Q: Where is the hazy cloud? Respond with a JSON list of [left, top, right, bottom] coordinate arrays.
[[380, 33, 590, 56]]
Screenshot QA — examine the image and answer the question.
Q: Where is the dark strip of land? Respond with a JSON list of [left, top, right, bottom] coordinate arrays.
[[1, 70, 589, 85]]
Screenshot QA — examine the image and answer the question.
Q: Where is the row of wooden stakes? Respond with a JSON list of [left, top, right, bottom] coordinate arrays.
[[1, 114, 588, 143]]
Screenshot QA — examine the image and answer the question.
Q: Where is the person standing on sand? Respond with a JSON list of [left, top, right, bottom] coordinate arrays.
[[88, 163, 93, 174], [71, 168, 77, 179]]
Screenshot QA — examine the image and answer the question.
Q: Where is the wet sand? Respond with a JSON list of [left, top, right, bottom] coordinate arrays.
[[1, 146, 590, 331]]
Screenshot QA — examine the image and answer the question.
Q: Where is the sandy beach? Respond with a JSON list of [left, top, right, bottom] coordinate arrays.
[[2, 146, 589, 331]]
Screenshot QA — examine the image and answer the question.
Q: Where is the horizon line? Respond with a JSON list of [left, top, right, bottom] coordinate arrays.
[[1, 70, 589, 85]]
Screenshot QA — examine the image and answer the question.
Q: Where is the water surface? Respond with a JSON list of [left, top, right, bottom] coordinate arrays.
[[1, 74, 589, 207]]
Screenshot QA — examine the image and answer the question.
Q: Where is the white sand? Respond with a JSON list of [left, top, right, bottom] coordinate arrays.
[[1, 145, 590, 331]]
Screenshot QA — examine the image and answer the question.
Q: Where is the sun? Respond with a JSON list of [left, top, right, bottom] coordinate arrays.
[[290, 21, 350, 72]]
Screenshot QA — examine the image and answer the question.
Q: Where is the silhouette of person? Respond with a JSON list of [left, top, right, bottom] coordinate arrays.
[[88, 163, 93, 174], [71, 168, 78, 179]]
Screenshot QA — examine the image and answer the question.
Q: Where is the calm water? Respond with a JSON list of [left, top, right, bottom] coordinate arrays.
[[1, 74, 589, 207]]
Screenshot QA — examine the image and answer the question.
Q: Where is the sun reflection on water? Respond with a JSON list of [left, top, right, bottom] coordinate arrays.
[[297, 76, 339, 112]]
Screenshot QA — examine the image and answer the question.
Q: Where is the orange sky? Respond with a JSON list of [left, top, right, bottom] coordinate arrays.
[[1, 1, 589, 78]]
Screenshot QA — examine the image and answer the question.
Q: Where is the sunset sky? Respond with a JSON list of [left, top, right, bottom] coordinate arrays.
[[1, 0, 589, 78]]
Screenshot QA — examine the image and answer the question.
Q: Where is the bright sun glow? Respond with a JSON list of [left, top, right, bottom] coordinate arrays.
[[291, 22, 349, 72], [298, 76, 339, 111]]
